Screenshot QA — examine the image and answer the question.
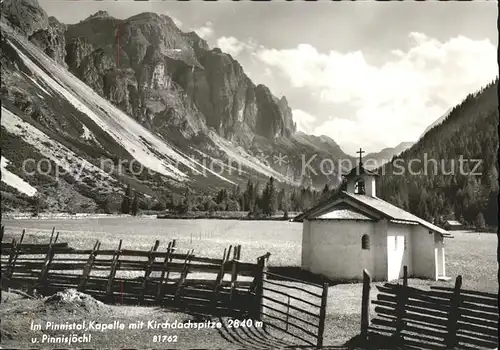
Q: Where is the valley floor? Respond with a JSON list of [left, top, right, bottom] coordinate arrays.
[[0, 219, 497, 349]]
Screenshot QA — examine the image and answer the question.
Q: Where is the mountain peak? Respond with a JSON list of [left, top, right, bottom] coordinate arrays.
[[159, 14, 181, 30], [1, 0, 48, 36], [85, 10, 112, 21]]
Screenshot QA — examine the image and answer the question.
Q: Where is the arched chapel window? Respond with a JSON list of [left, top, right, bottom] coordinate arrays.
[[361, 234, 370, 250]]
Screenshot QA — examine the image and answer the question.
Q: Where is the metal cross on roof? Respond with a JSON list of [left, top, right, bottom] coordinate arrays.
[[356, 147, 365, 165]]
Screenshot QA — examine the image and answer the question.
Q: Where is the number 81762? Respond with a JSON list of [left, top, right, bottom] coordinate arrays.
[[152, 335, 178, 343]]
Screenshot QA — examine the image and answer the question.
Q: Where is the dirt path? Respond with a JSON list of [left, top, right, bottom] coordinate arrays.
[[1, 290, 341, 349]]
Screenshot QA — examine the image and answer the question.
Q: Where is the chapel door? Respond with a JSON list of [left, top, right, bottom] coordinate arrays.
[[387, 235, 406, 281]]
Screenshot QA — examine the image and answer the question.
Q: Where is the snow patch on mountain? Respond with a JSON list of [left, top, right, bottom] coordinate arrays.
[[1, 156, 37, 197], [1, 21, 304, 189], [80, 123, 94, 141], [5, 30, 234, 184], [209, 131, 298, 185], [1, 106, 118, 192], [22, 72, 52, 96]]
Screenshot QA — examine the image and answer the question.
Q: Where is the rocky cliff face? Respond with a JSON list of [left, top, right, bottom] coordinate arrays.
[[61, 11, 296, 146], [0, 3, 297, 148], [1, 0, 67, 67], [1, 0, 350, 209], [1, 0, 48, 37], [29, 17, 67, 68]]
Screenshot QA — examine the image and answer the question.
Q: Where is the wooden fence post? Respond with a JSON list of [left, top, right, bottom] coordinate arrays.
[[139, 240, 160, 304], [78, 240, 100, 292], [394, 282, 408, 341], [212, 247, 229, 312], [174, 249, 193, 302], [361, 269, 372, 342], [165, 240, 176, 283], [156, 241, 173, 303], [4, 238, 17, 282], [253, 256, 265, 320], [317, 282, 329, 349], [230, 246, 239, 302], [403, 265, 408, 287], [446, 275, 462, 349], [6, 231, 25, 280], [106, 240, 123, 302], [19, 229, 26, 244], [37, 230, 56, 292]]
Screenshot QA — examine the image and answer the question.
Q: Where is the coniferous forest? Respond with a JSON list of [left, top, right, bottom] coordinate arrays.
[[377, 79, 498, 228], [112, 79, 497, 229]]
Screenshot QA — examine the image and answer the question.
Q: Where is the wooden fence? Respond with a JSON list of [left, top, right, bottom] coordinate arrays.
[[361, 267, 499, 349], [258, 270, 329, 349], [0, 227, 267, 317], [2, 227, 330, 347]]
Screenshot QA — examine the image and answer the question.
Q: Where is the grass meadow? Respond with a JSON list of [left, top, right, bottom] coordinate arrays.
[[1, 217, 498, 347]]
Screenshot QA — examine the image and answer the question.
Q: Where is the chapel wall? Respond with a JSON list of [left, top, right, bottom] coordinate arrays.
[[411, 225, 436, 279], [306, 220, 375, 281]]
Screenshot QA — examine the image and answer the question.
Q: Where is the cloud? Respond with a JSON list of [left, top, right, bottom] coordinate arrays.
[[194, 21, 214, 39], [216, 36, 259, 57], [216, 36, 247, 56], [255, 33, 498, 154], [292, 109, 317, 134]]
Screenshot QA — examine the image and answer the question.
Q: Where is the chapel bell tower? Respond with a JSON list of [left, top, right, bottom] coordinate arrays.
[[345, 147, 378, 197]]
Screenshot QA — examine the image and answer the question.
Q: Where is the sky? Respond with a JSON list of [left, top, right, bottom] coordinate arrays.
[[38, 0, 498, 155]]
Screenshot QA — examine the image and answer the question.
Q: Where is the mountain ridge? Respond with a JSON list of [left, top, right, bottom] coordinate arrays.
[[1, 0, 482, 215]]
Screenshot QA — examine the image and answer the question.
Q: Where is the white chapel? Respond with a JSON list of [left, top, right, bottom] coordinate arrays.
[[294, 148, 452, 282]]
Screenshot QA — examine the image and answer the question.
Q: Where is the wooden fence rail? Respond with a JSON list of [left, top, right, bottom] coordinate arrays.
[[2, 227, 330, 348], [1, 227, 264, 319], [361, 266, 498, 350]]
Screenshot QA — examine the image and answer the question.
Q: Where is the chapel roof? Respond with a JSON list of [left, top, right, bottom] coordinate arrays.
[[344, 162, 380, 179], [293, 190, 452, 237], [317, 208, 375, 221]]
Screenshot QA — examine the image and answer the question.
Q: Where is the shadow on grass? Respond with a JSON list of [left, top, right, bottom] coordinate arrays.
[[215, 316, 352, 350], [345, 333, 453, 350], [164, 305, 353, 350]]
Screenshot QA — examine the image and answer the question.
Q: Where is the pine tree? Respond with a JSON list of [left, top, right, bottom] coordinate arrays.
[[232, 185, 241, 201], [120, 196, 130, 214], [261, 177, 277, 216], [182, 188, 193, 212], [252, 202, 263, 217], [216, 188, 228, 204], [120, 185, 132, 214], [475, 212, 486, 230], [459, 214, 465, 225], [243, 179, 255, 211], [320, 184, 330, 201], [131, 195, 139, 216], [32, 194, 41, 216]]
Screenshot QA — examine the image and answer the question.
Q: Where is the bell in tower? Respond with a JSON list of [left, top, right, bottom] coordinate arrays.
[[354, 178, 366, 194], [344, 147, 379, 197]]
